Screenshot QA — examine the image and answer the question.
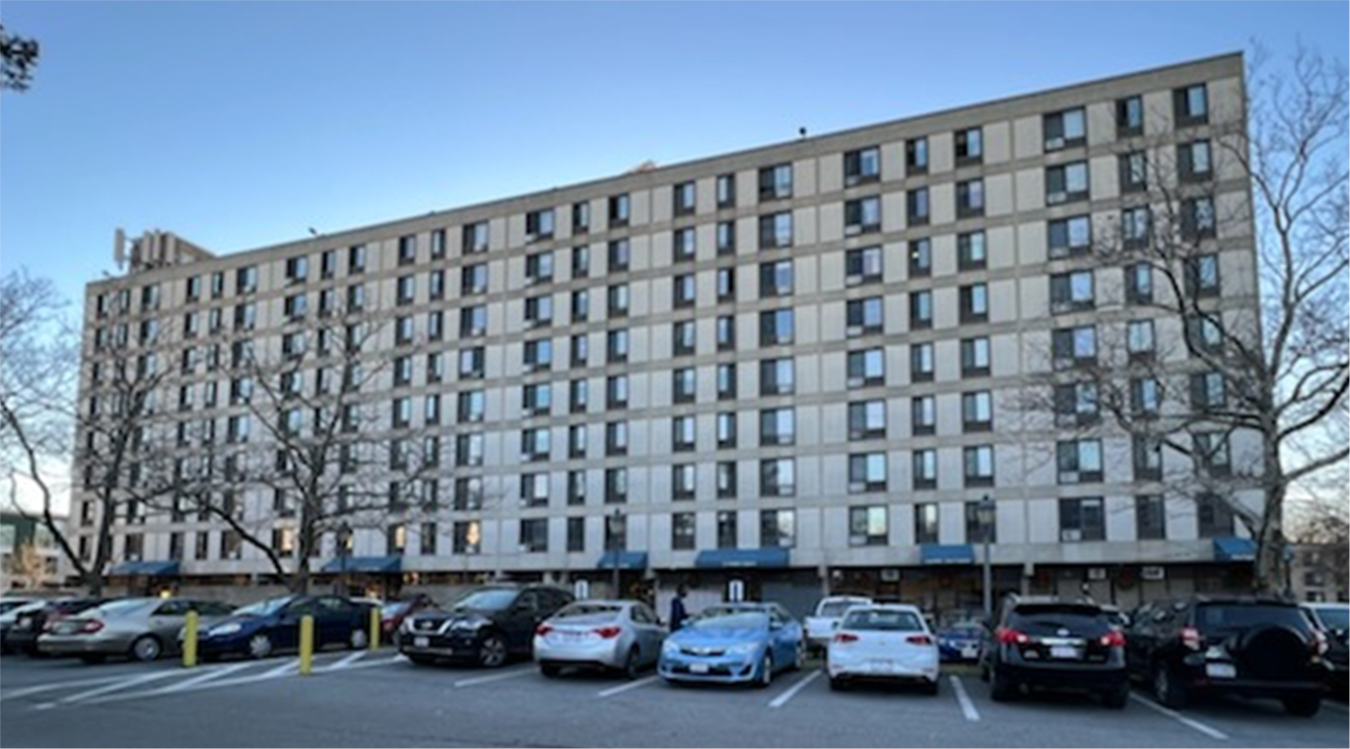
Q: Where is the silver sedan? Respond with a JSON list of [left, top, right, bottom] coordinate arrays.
[[533, 600, 666, 679], [38, 597, 235, 663]]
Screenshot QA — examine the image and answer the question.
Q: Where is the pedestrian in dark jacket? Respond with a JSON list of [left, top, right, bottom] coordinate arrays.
[[670, 585, 689, 631]]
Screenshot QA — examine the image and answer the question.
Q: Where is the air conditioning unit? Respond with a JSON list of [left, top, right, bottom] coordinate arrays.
[[1087, 567, 1107, 581], [845, 225, 862, 237], [847, 377, 863, 388], [880, 568, 901, 582], [1059, 471, 1080, 484], [848, 482, 866, 494], [846, 274, 862, 287], [847, 325, 863, 338], [1046, 137, 1065, 150], [1048, 191, 1067, 205], [1060, 529, 1082, 542], [1141, 566, 1166, 581]]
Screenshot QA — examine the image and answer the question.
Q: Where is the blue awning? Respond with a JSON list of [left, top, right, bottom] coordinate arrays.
[[694, 548, 790, 569], [320, 555, 402, 573], [596, 551, 649, 570], [109, 560, 180, 576], [1213, 537, 1256, 562], [920, 544, 975, 565]]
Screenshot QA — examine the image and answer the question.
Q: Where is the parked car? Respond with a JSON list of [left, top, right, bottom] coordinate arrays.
[[804, 595, 872, 655], [827, 604, 940, 694], [0, 596, 38, 615], [1303, 602, 1349, 694], [658, 602, 804, 688], [38, 597, 236, 663], [399, 584, 573, 668], [1125, 595, 1327, 716], [5, 598, 109, 656], [0, 599, 49, 654], [380, 595, 436, 647], [534, 599, 666, 679], [935, 621, 985, 662], [196, 594, 376, 660], [980, 596, 1129, 708]]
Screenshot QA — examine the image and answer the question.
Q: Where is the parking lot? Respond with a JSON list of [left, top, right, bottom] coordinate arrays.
[[2, 650, 1347, 748]]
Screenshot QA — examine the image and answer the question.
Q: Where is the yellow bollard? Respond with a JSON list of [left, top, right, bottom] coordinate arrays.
[[182, 610, 199, 668], [369, 606, 380, 651], [299, 615, 314, 676]]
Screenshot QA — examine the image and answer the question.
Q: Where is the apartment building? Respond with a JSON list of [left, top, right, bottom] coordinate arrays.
[[72, 53, 1263, 614]]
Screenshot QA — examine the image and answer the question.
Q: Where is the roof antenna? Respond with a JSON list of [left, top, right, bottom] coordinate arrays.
[[308, 227, 319, 237], [799, 126, 808, 139]]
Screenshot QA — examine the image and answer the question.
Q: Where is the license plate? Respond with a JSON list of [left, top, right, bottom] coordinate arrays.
[[1049, 645, 1078, 659], [869, 660, 897, 671], [689, 662, 710, 674], [414, 636, 429, 649], [1206, 662, 1236, 679], [961, 646, 979, 659]]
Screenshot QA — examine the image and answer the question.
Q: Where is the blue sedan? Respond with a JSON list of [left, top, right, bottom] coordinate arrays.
[[658, 603, 804, 688], [196, 595, 374, 660], [936, 624, 985, 662]]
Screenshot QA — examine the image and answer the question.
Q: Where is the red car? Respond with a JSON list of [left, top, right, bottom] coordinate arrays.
[[380, 596, 436, 645]]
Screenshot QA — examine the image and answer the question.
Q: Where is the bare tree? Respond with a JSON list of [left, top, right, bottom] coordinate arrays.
[[0, 24, 39, 92], [1291, 496, 1348, 600], [1013, 46, 1348, 593]]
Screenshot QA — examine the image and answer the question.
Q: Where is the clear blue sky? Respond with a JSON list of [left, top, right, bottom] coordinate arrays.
[[2, 2, 1346, 309]]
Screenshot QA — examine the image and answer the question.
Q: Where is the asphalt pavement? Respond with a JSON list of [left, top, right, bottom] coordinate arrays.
[[2, 651, 1347, 747]]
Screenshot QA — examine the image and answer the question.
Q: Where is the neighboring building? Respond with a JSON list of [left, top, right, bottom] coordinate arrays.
[[1, 512, 63, 591], [1290, 543, 1349, 603], [71, 53, 1263, 615]]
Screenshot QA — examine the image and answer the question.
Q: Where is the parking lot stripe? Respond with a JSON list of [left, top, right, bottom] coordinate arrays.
[[155, 663, 254, 693], [454, 666, 532, 688], [261, 659, 299, 678], [33, 671, 182, 710], [1324, 701, 1349, 714], [949, 676, 980, 722], [321, 652, 367, 672], [1, 674, 137, 702], [769, 670, 821, 708], [597, 675, 660, 698], [1129, 694, 1228, 740]]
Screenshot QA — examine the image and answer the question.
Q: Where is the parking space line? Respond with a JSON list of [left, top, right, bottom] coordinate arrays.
[[261, 659, 299, 678], [33, 671, 182, 710], [597, 675, 660, 698], [948, 676, 980, 722], [1, 674, 139, 702], [454, 666, 532, 688], [1324, 701, 1349, 713], [155, 663, 254, 693], [1129, 694, 1228, 740], [769, 670, 821, 708], [321, 652, 367, 671]]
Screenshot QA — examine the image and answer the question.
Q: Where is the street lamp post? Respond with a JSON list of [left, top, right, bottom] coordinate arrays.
[[337, 521, 353, 596], [977, 495, 996, 620], [608, 509, 626, 599]]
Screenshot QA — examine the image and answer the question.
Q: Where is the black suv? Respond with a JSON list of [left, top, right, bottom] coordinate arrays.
[[979, 596, 1129, 708], [399, 585, 573, 668], [1125, 595, 1327, 716]]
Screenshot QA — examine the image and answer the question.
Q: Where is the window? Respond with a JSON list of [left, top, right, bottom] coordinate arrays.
[[520, 473, 549, 505], [1059, 497, 1105, 541], [716, 461, 737, 498], [845, 196, 882, 234], [910, 342, 934, 382], [912, 449, 937, 490], [1054, 381, 1100, 427], [236, 266, 258, 294], [607, 329, 629, 363], [1057, 439, 1104, 484], [460, 264, 487, 297], [393, 355, 413, 387], [716, 411, 737, 448], [526, 208, 555, 240], [1127, 319, 1156, 359], [573, 202, 591, 234], [846, 246, 883, 284], [957, 231, 986, 270], [716, 173, 736, 208], [1174, 83, 1208, 125], [607, 283, 629, 318], [526, 251, 554, 284], [672, 464, 696, 500], [672, 513, 697, 550], [906, 137, 928, 173], [760, 358, 794, 396], [909, 290, 933, 330], [759, 407, 796, 446], [672, 320, 696, 356], [761, 260, 788, 299], [961, 391, 993, 432], [964, 445, 995, 486], [606, 375, 629, 409], [428, 270, 445, 300], [1136, 495, 1167, 540], [572, 245, 590, 278], [1116, 95, 1143, 137], [607, 239, 630, 272], [1196, 493, 1234, 538], [759, 212, 793, 249], [523, 383, 552, 415], [759, 309, 794, 346], [1179, 140, 1212, 182], [1044, 107, 1086, 150], [285, 255, 309, 284], [848, 399, 887, 440], [569, 379, 588, 414], [715, 315, 736, 352], [914, 503, 939, 545], [955, 127, 982, 163], [665, 273, 694, 310], [464, 222, 490, 254], [608, 194, 630, 227], [1193, 432, 1231, 477], [758, 163, 792, 201], [846, 297, 884, 335], [760, 510, 795, 548], [716, 221, 736, 255], [605, 468, 628, 503], [1185, 254, 1220, 297], [907, 188, 930, 226], [908, 237, 931, 277], [453, 521, 482, 554], [605, 421, 629, 456], [459, 347, 485, 379], [1050, 270, 1095, 313], [1046, 162, 1089, 204], [1186, 314, 1225, 355], [1122, 206, 1151, 249], [848, 348, 885, 387], [960, 337, 991, 377], [716, 511, 738, 550], [959, 283, 989, 323], [716, 267, 736, 302], [760, 458, 796, 497], [673, 181, 697, 216], [716, 363, 736, 401], [1131, 377, 1160, 417], [1120, 151, 1148, 193], [1181, 197, 1217, 240], [567, 470, 586, 506], [564, 517, 585, 553], [672, 415, 696, 452], [848, 453, 887, 492], [460, 306, 487, 338], [956, 179, 984, 218], [1052, 325, 1097, 368], [524, 295, 553, 328], [572, 290, 589, 323], [1133, 436, 1162, 481], [457, 390, 485, 423], [1126, 263, 1153, 304], [673, 367, 697, 404], [568, 424, 586, 458], [520, 519, 548, 553], [844, 146, 881, 186], [911, 395, 936, 436]]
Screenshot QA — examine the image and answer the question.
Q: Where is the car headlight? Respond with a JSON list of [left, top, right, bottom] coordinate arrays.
[[450, 617, 489, 631], [725, 642, 759, 656], [208, 623, 242, 636], [662, 640, 681, 657]]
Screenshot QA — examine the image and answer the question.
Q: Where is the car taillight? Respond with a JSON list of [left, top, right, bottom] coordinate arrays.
[[594, 626, 621, 639], [79, 619, 105, 634], [1100, 630, 1126, 648], [906, 634, 933, 646], [535, 624, 553, 637], [833, 632, 858, 644], [996, 627, 1028, 645], [1180, 626, 1203, 651]]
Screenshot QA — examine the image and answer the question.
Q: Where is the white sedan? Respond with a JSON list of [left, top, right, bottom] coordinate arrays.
[[533, 600, 666, 679], [826, 604, 940, 694]]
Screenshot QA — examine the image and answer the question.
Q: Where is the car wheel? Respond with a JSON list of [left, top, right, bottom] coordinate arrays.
[[1152, 663, 1187, 709], [755, 652, 773, 689], [622, 648, 641, 680], [540, 663, 562, 678], [989, 667, 1015, 702], [1101, 683, 1129, 709], [130, 635, 162, 662], [477, 633, 508, 669], [79, 654, 108, 665], [248, 633, 274, 660], [349, 628, 369, 651], [1282, 696, 1320, 717]]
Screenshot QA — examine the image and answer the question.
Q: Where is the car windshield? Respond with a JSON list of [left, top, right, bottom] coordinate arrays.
[[1010, 605, 1110, 637], [554, 603, 621, 620], [1197, 604, 1312, 636], [95, 599, 153, 617], [234, 598, 291, 617], [843, 609, 924, 631], [1312, 607, 1350, 631], [818, 600, 867, 618], [0, 600, 33, 614], [688, 611, 767, 631], [943, 626, 983, 637], [380, 602, 411, 616], [451, 589, 518, 611]]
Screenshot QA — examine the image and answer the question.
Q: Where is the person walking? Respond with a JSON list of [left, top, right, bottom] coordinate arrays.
[[669, 584, 689, 631]]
